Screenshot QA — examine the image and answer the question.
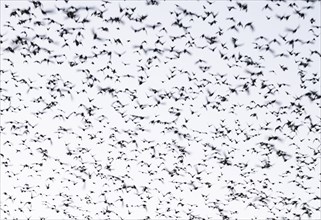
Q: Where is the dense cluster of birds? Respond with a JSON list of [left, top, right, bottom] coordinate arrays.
[[1, 0, 321, 219]]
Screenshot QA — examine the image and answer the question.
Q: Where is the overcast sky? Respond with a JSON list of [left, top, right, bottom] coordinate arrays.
[[1, 0, 320, 219]]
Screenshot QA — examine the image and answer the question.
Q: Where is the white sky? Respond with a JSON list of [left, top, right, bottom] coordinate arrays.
[[1, 0, 320, 219]]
